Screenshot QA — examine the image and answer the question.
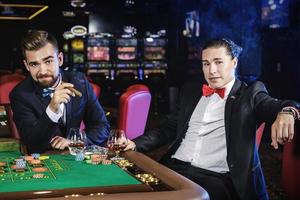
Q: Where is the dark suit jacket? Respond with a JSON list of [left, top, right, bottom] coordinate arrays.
[[134, 79, 300, 200], [10, 71, 110, 153]]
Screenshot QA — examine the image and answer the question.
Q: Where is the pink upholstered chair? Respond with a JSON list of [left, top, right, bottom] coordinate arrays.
[[0, 73, 26, 139], [117, 85, 151, 140]]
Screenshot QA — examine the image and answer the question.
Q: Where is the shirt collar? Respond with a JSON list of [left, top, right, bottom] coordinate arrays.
[[224, 78, 235, 97]]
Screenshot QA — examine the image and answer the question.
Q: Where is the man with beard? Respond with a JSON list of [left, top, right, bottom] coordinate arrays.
[[10, 30, 110, 153]]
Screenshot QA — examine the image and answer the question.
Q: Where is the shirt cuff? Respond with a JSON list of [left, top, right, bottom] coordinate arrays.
[[46, 105, 63, 123], [281, 106, 300, 120]]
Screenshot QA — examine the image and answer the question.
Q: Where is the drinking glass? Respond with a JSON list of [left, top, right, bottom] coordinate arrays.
[[107, 129, 128, 160], [67, 128, 87, 155]]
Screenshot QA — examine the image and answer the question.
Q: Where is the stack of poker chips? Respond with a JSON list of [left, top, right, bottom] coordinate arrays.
[[75, 152, 85, 161], [15, 158, 26, 171], [84, 153, 111, 165]]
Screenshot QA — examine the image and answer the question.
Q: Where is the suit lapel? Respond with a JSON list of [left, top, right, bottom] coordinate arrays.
[[225, 79, 242, 149], [62, 72, 72, 133]]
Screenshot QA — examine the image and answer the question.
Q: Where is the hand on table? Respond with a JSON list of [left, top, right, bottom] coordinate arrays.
[[271, 113, 295, 149], [124, 139, 136, 151], [50, 136, 70, 150]]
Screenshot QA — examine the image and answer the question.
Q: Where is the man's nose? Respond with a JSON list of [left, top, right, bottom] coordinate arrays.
[[209, 64, 217, 74], [39, 63, 48, 74]]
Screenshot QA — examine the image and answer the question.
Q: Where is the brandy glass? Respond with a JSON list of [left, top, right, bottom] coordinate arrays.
[[107, 129, 128, 160], [67, 128, 87, 155]]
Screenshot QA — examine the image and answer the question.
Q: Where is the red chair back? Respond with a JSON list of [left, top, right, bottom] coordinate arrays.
[[282, 138, 300, 199], [90, 82, 101, 98], [0, 73, 26, 139], [256, 122, 265, 148], [0, 73, 25, 104], [117, 87, 151, 140], [126, 84, 149, 92]]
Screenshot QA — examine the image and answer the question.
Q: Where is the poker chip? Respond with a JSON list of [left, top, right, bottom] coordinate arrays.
[[31, 153, 40, 159], [0, 162, 6, 167], [75, 153, 85, 161], [38, 156, 49, 160], [102, 160, 112, 165], [29, 160, 42, 165], [24, 156, 34, 161], [32, 167, 48, 173], [0, 169, 5, 173], [32, 173, 44, 179]]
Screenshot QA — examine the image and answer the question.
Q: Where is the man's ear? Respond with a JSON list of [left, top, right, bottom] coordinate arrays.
[[232, 57, 238, 69], [58, 52, 64, 67], [23, 60, 30, 72]]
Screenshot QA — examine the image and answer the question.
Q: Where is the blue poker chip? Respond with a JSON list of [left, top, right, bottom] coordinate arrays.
[[31, 153, 41, 159], [75, 153, 85, 161]]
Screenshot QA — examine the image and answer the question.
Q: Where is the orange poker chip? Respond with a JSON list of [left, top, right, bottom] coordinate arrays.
[[91, 154, 101, 160], [0, 162, 6, 167], [29, 160, 42, 165], [32, 167, 48, 172], [11, 165, 19, 169], [24, 156, 34, 161]]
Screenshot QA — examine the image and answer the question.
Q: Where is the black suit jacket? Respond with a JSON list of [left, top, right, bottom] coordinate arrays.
[[10, 71, 110, 153], [134, 79, 300, 200]]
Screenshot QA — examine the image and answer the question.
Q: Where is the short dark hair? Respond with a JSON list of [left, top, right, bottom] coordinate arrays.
[[202, 38, 243, 59], [21, 30, 58, 58]]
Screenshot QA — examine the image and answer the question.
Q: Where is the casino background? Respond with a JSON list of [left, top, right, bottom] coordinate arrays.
[[0, 0, 300, 199]]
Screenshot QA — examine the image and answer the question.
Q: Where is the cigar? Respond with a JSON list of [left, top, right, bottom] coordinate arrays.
[[62, 81, 82, 97], [67, 87, 82, 97]]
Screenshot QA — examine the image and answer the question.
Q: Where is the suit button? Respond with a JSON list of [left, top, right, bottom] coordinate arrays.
[[230, 164, 234, 168]]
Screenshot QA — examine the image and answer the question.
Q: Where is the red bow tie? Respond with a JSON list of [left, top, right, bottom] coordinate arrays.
[[202, 84, 225, 98]]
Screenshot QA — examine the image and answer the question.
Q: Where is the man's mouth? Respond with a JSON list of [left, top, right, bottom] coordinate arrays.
[[209, 77, 221, 81]]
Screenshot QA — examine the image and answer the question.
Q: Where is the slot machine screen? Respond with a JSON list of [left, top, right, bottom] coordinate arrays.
[[73, 53, 84, 63], [116, 38, 137, 61], [144, 38, 166, 60], [71, 39, 84, 52], [87, 38, 110, 61]]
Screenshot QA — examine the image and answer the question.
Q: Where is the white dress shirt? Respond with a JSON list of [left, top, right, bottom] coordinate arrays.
[[45, 75, 66, 124], [172, 79, 235, 173]]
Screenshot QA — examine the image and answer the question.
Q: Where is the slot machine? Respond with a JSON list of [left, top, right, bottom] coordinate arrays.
[[114, 36, 140, 90], [142, 36, 167, 81], [86, 33, 113, 84], [142, 32, 168, 114], [70, 37, 86, 71]]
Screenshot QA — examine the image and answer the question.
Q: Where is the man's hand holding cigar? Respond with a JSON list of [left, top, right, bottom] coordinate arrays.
[[49, 82, 81, 114]]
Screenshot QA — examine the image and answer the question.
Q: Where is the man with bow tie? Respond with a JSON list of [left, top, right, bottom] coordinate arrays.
[[10, 30, 110, 153], [125, 38, 300, 200]]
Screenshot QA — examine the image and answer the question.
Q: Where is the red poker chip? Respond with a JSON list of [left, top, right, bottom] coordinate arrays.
[[32, 167, 48, 172], [0, 162, 6, 167]]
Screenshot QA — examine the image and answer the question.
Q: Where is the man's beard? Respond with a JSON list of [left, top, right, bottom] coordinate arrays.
[[37, 74, 58, 88]]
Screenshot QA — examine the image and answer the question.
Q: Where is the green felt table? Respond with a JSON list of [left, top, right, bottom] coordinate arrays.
[[0, 151, 209, 200], [0, 151, 150, 196]]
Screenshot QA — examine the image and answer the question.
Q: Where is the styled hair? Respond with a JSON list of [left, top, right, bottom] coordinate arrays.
[[21, 30, 58, 58], [202, 38, 243, 59]]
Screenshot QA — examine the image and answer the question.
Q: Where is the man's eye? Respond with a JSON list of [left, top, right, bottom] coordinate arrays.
[[216, 61, 223, 65], [30, 63, 38, 68], [45, 60, 53, 64], [202, 63, 209, 67]]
